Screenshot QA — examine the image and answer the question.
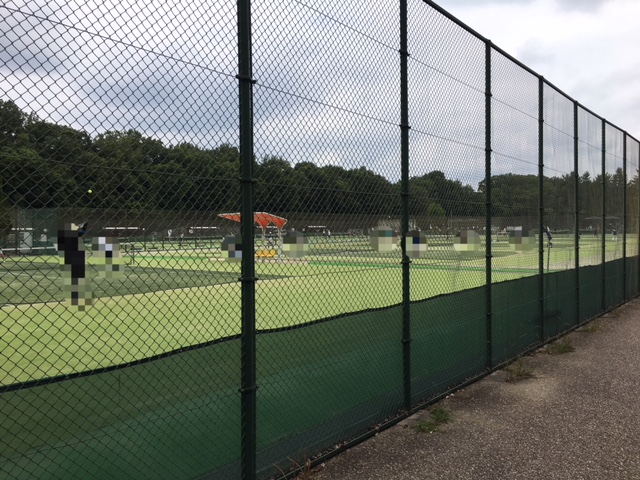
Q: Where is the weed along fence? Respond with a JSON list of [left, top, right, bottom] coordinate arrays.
[[1, 0, 640, 479]]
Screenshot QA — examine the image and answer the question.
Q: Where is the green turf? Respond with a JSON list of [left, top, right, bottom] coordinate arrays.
[[0, 235, 632, 387], [1, 261, 285, 305]]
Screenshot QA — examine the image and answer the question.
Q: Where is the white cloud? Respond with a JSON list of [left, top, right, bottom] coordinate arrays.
[[433, 0, 640, 138]]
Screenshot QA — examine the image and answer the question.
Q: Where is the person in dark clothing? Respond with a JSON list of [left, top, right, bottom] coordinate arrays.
[[58, 222, 90, 309]]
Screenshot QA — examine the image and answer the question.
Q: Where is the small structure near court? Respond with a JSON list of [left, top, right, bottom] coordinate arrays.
[[218, 212, 289, 260]]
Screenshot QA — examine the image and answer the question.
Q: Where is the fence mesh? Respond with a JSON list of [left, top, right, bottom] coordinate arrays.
[[407, 0, 487, 405], [1, 0, 640, 479], [626, 138, 640, 298], [2, 0, 242, 478], [251, 1, 404, 474], [541, 86, 577, 337]]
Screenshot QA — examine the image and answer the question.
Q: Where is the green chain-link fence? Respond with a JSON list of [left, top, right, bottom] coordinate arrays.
[[1, 0, 639, 479]]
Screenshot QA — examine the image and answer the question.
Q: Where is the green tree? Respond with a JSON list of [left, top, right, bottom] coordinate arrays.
[[427, 202, 446, 217], [0, 99, 27, 147], [255, 156, 295, 213]]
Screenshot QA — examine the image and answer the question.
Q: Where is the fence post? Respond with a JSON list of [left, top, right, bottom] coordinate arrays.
[[399, 0, 412, 412], [574, 102, 580, 321], [601, 119, 606, 311], [237, 0, 257, 477], [537, 76, 544, 340], [485, 40, 493, 369], [623, 133, 627, 299]]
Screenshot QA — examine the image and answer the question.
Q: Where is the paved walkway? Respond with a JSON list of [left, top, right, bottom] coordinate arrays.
[[314, 299, 640, 480]]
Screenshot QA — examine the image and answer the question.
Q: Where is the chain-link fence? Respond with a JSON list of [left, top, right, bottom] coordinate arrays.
[[1, 1, 639, 479]]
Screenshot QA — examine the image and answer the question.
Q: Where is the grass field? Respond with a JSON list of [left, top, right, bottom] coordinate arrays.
[[0, 233, 633, 387]]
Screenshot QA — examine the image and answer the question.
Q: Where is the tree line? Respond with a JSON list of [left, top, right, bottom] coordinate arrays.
[[0, 99, 636, 234]]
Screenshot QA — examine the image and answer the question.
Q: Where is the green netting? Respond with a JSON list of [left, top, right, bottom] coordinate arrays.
[[492, 275, 541, 364], [626, 256, 639, 299], [1, 341, 241, 480], [543, 269, 578, 338], [255, 308, 404, 478], [411, 287, 486, 403], [604, 258, 625, 309], [579, 264, 604, 322]]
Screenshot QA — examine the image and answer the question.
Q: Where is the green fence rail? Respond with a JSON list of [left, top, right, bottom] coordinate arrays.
[[1, 0, 639, 479]]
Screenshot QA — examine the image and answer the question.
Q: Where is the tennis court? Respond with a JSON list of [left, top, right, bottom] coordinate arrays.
[[1, 232, 628, 390]]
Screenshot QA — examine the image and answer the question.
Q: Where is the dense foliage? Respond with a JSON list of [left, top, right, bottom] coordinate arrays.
[[0, 99, 634, 226]]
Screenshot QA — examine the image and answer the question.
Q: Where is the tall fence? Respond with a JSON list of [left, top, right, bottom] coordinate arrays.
[[1, 0, 639, 479]]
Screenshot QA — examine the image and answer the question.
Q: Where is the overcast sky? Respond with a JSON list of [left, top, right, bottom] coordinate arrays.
[[433, 0, 640, 139], [2, 0, 638, 188]]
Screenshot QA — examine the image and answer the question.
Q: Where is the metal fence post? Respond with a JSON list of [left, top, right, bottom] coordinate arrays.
[[574, 101, 580, 320], [601, 119, 606, 311], [485, 40, 493, 369], [399, 0, 412, 412], [623, 133, 627, 299], [538, 76, 544, 340], [238, 0, 257, 477]]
